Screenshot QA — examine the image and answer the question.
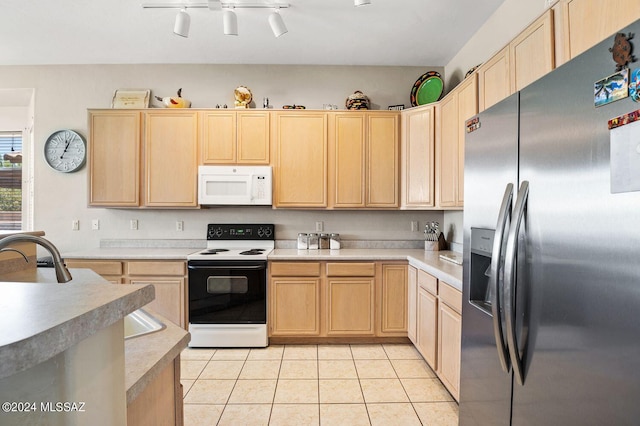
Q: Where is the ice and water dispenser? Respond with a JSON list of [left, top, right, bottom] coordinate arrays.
[[469, 228, 495, 314]]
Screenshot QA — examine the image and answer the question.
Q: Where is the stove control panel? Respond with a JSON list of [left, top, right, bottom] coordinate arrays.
[[207, 224, 275, 240]]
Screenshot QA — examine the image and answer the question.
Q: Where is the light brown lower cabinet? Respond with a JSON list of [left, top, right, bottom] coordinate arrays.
[[268, 260, 406, 340], [64, 259, 187, 328], [127, 357, 183, 426], [407, 266, 462, 401], [437, 281, 462, 401]]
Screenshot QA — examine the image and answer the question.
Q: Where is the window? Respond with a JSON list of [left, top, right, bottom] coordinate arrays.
[[0, 132, 22, 230]]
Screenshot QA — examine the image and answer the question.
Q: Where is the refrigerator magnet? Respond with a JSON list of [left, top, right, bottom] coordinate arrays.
[[594, 68, 629, 107], [629, 68, 640, 102]]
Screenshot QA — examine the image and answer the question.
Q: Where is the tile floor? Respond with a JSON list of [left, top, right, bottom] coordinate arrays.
[[181, 343, 458, 425]]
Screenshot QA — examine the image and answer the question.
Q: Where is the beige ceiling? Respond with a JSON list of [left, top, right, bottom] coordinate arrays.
[[0, 0, 506, 67]]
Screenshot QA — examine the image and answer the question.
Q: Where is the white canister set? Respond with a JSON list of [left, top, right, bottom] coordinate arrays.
[[297, 232, 341, 250]]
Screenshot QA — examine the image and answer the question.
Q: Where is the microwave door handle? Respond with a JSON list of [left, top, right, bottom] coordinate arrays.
[[491, 183, 513, 373], [248, 174, 254, 202]]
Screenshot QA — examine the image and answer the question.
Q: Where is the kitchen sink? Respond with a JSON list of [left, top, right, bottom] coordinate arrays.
[[124, 309, 165, 340]]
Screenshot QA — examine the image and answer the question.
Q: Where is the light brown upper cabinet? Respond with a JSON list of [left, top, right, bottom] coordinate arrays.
[[560, 0, 640, 60], [200, 110, 270, 164], [89, 110, 141, 207], [478, 10, 555, 112], [477, 46, 510, 113], [510, 10, 555, 92], [144, 111, 199, 207], [89, 109, 198, 208], [436, 74, 478, 208], [272, 111, 328, 208], [401, 105, 435, 209], [328, 111, 400, 209]]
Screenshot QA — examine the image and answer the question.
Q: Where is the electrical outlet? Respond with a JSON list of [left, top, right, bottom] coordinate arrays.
[[176, 221, 184, 231], [130, 219, 138, 230], [91, 219, 100, 230], [72, 220, 79, 231], [411, 221, 418, 232], [315, 221, 324, 232]]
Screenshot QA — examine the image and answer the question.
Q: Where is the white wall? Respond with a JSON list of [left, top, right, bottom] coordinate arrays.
[[0, 64, 444, 252]]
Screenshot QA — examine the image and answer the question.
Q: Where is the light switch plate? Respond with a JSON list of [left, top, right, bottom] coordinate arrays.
[[91, 219, 100, 230]]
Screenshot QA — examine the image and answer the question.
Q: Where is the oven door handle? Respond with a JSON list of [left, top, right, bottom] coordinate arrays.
[[188, 264, 266, 271]]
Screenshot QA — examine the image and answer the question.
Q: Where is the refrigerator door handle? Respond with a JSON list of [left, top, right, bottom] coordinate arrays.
[[504, 180, 529, 386], [490, 183, 514, 373]]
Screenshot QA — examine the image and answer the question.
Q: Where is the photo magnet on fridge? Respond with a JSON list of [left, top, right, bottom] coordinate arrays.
[[594, 68, 629, 107]]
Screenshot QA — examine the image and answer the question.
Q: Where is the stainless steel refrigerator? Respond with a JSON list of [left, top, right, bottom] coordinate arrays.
[[460, 20, 640, 425]]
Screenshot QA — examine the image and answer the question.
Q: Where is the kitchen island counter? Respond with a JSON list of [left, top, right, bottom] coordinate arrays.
[[0, 268, 154, 380], [0, 268, 190, 405]]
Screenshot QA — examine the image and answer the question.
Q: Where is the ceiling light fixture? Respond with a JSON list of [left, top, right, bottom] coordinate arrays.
[[143, 2, 290, 38], [268, 8, 287, 38], [173, 8, 190, 37], [223, 8, 238, 36], [354, 0, 371, 6]]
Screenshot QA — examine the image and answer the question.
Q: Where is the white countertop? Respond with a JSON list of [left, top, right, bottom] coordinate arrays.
[[269, 248, 462, 290], [64, 247, 197, 260], [63, 246, 463, 290]]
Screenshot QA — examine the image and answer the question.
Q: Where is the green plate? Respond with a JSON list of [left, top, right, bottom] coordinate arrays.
[[416, 76, 444, 105]]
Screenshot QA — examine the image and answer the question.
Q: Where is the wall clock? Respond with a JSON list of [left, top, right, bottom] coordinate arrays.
[[44, 129, 86, 173]]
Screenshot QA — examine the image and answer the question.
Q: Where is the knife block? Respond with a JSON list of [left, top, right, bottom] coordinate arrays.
[[425, 233, 447, 251]]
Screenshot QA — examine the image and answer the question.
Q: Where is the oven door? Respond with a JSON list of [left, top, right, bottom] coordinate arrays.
[[188, 260, 267, 324]]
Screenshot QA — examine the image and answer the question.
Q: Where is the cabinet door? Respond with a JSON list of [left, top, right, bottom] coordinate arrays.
[[510, 10, 555, 92], [273, 112, 327, 208], [402, 106, 435, 208], [438, 302, 462, 401], [329, 112, 366, 207], [377, 264, 407, 335], [565, 0, 640, 59], [367, 113, 399, 207], [417, 286, 438, 369], [407, 266, 418, 344], [477, 46, 510, 112], [201, 111, 236, 164], [144, 111, 199, 207], [457, 74, 478, 206], [129, 277, 186, 328], [270, 278, 321, 336], [237, 111, 270, 164], [89, 110, 141, 207], [437, 95, 458, 207], [326, 278, 375, 335]]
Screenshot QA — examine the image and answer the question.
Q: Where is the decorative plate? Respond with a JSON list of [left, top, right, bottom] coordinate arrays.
[[410, 71, 444, 107]]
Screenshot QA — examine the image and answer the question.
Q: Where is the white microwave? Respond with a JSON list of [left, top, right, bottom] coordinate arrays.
[[198, 165, 272, 206]]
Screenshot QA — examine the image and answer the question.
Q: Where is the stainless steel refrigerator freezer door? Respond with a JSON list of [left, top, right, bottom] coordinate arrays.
[[460, 93, 519, 426], [513, 23, 640, 425]]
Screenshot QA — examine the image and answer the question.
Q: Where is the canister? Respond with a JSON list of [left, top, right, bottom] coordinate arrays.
[[319, 233, 330, 249], [297, 233, 308, 250], [330, 233, 341, 249], [307, 233, 319, 250]]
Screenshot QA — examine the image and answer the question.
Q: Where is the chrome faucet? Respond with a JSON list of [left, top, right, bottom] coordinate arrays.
[[0, 234, 72, 283]]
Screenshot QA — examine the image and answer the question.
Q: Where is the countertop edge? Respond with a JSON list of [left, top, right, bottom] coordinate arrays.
[[125, 311, 190, 404]]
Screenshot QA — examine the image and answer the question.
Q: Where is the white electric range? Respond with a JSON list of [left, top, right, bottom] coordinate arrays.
[[187, 224, 274, 348]]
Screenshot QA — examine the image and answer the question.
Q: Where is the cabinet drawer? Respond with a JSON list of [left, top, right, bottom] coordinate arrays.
[[326, 262, 375, 277], [417, 269, 437, 295], [439, 282, 462, 314], [270, 262, 321, 277], [126, 261, 185, 276], [65, 260, 122, 276]]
